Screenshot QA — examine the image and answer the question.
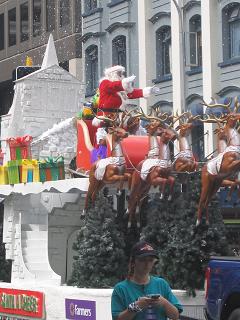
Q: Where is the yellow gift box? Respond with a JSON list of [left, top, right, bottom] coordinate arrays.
[[0, 165, 9, 184], [21, 159, 40, 183]]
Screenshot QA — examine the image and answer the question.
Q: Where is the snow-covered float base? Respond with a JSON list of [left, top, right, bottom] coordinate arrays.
[[0, 283, 205, 320]]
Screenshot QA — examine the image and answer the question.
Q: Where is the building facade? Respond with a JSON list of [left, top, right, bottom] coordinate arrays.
[[0, 0, 82, 115], [81, 0, 240, 161]]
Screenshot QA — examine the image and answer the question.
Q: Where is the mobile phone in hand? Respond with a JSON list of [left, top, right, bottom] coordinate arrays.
[[148, 294, 161, 299]]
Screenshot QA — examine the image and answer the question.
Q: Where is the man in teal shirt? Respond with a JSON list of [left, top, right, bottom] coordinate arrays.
[[111, 241, 183, 320]]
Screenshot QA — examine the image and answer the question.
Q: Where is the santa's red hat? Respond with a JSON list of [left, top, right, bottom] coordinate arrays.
[[104, 65, 125, 77]]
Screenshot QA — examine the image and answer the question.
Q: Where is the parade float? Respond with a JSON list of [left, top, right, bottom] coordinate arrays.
[[2, 34, 237, 319]]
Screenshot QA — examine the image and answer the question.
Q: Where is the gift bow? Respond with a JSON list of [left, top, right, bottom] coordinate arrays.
[[7, 135, 33, 145], [22, 159, 38, 167], [45, 156, 64, 164]]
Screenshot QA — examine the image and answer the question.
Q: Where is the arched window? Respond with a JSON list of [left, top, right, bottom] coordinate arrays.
[[85, 45, 98, 96], [112, 36, 127, 70], [222, 3, 240, 60], [156, 26, 171, 78], [85, 0, 97, 13], [189, 15, 202, 69]]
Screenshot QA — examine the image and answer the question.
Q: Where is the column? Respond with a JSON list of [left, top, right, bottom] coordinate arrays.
[[137, 0, 149, 113], [171, 0, 186, 116], [201, 0, 221, 158]]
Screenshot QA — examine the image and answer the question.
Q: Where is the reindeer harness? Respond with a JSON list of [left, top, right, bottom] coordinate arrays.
[[207, 145, 240, 175], [140, 158, 172, 180], [94, 156, 126, 180]]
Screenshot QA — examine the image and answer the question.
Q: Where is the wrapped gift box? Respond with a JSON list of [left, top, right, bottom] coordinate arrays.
[[39, 157, 65, 182], [0, 149, 4, 165], [7, 135, 32, 160], [7, 160, 20, 184], [0, 165, 9, 185], [21, 159, 40, 183], [39, 161, 47, 183]]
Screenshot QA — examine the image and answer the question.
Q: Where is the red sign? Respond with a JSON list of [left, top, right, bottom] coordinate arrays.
[[0, 288, 44, 319]]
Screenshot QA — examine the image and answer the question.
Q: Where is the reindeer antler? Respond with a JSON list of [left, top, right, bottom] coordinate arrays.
[[94, 112, 119, 126], [172, 112, 190, 125], [233, 96, 240, 113], [201, 98, 232, 112]]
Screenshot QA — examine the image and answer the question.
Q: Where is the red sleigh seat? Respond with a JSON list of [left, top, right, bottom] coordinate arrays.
[[76, 119, 149, 172]]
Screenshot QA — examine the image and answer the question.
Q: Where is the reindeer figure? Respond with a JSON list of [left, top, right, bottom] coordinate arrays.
[[82, 113, 132, 216], [197, 97, 240, 225], [126, 112, 178, 228], [173, 112, 200, 173], [213, 116, 240, 202]]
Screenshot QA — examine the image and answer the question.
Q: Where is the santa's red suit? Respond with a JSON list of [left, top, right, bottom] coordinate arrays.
[[97, 65, 158, 113], [99, 79, 144, 111], [92, 65, 160, 140]]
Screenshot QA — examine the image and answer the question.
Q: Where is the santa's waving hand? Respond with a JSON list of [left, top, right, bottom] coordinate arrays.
[[98, 65, 159, 112]]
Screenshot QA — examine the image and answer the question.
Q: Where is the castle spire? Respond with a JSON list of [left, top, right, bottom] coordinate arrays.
[[41, 34, 59, 70]]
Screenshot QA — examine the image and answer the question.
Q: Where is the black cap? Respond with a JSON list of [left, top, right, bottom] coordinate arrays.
[[131, 241, 159, 259]]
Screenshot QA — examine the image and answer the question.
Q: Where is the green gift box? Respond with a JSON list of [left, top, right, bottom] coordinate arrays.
[[39, 161, 47, 182], [7, 160, 21, 184], [39, 157, 65, 182]]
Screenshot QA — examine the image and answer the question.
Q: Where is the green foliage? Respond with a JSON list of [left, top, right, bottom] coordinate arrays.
[[141, 172, 230, 296], [0, 240, 11, 282], [0, 205, 11, 282], [69, 195, 127, 288]]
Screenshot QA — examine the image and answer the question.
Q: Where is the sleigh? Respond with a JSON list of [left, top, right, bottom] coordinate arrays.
[[76, 119, 149, 174]]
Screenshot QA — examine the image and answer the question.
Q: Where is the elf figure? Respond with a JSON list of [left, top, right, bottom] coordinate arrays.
[[90, 127, 107, 163]]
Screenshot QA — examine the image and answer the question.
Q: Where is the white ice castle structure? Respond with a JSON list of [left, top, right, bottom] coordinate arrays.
[[0, 35, 87, 285]]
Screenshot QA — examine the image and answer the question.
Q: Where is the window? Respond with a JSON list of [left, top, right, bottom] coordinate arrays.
[[20, 2, 29, 42], [189, 15, 202, 68], [156, 26, 171, 77], [0, 14, 4, 50], [229, 5, 240, 59], [46, 0, 55, 32], [85, 0, 97, 13], [33, 0, 41, 37], [222, 3, 240, 61], [112, 36, 127, 70], [85, 45, 98, 96], [8, 8, 16, 47], [60, 0, 70, 28], [192, 124, 204, 161], [75, 0, 81, 33]]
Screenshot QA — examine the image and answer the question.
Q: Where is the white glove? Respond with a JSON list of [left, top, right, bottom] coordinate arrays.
[[122, 75, 136, 93], [151, 86, 160, 94], [125, 75, 136, 83], [143, 86, 160, 98]]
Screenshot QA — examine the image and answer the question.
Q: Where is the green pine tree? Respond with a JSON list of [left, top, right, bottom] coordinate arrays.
[[141, 172, 230, 296], [0, 204, 11, 282], [69, 195, 127, 288]]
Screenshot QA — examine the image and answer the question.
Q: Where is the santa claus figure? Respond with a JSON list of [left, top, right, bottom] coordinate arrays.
[[90, 65, 159, 161], [97, 65, 159, 112]]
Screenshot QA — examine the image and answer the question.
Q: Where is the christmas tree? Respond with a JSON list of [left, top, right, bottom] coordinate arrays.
[[0, 203, 11, 282], [141, 172, 230, 296], [69, 194, 127, 288]]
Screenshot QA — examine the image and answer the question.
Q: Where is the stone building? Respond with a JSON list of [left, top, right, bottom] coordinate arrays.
[[0, 0, 82, 114], [81, 0, 240, 161]]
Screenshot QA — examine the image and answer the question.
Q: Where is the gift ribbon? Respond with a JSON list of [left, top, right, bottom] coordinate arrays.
[[7, 135, 33, 146], [21, 159, 39, 182], [45, 156, 64, 164]]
